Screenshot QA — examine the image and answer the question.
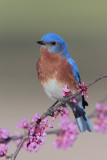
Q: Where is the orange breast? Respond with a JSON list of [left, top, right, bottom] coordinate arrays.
[[36, 46, 79, 92]]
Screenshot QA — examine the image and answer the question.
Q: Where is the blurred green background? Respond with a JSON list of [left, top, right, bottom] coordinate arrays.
[[0, 0, 107, 160], [0, 0, 107, 78]]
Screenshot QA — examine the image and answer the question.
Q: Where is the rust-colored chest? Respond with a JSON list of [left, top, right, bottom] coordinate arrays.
[[36, 47, 79, 91]]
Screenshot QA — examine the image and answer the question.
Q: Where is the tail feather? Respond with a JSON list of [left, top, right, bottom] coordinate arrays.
[[84, 114, 93, 132], [76, 116, 87, 132], [76, 115, 93, 132], [73, 106, 93, 132]]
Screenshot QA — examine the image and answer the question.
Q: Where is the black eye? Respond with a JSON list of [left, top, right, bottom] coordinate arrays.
[[51, 42, 56, 45]]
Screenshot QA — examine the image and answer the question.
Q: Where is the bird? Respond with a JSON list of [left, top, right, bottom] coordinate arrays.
[[36, 33, 93, 132]]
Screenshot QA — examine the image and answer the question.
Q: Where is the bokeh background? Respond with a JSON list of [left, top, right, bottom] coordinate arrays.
[[0, 0, 107, 160]]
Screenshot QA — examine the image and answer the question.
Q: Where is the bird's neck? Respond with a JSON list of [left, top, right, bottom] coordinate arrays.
[[40, 46, 62, 60], [40, 46, 70, 60]]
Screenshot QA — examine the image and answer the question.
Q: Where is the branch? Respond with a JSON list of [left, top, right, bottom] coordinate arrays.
[[11, 136, 28, 160], [0, 129, 63, 144], [87, 75, 107, 87], [2, 95, 107, 144], [3, 75, 107, 160], [0, 136, 23, 143]]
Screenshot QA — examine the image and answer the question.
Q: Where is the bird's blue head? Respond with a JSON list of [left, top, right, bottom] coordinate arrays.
[[37, 33, 70, 58]]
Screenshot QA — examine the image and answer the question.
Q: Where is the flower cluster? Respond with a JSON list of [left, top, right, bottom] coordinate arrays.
[[53, 108, 78, 150], [94, 103, 107, 133], [52, 106, 70, 122], [78, 82, 89, 98], [0, 128, 9, 157], [52, 108, 61, 122], [62, 85, 76, 103], [17, 113, 53, 152]]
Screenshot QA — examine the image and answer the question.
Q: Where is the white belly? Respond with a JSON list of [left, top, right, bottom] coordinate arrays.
[[42, 79, 64, 100]]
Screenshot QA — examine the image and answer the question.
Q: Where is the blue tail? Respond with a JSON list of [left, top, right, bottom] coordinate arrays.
[[73, 107, 93, 132]]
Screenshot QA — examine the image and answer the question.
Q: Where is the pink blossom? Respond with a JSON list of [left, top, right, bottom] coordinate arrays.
[[15, 113, 53, 152], [103, 106, 107, 113], [94, 103, 107, 133], [62, 85, 71, 96], [0, 144, 8, 157], [78, 82, 89, 98], [52, 108, 60, 122], [94, 122, 107, 133], [52, 108, 69, 122], [53, 108, 78, 150], [72, 98, 77, 103], [95, 103, 104, 112], [0, 128, 9, 158], [62, 85, 77, 103], [16, 113, 53, 152], [0, 128, 9, 139], [61, 108, 69, 117], [30, 113, 40, 125], [17, 118, 29, 129]]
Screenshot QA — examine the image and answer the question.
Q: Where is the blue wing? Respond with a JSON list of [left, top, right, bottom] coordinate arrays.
[[67, 57, 81, 84], [67, 57, 88, 108]]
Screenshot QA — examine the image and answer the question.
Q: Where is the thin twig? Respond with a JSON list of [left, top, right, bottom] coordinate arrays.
[[11, 136, 28, 160], [87, 75, 107, 88], [0, 136, 23, 143]]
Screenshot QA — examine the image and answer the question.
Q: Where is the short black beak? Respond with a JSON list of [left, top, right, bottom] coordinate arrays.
[[36, 40, 45, 45]]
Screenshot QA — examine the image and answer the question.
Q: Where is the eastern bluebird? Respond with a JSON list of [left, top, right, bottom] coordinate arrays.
[[36, 33, 93, 132]]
